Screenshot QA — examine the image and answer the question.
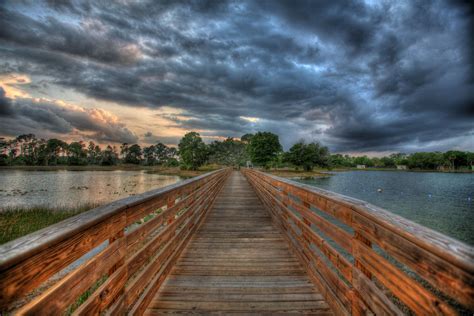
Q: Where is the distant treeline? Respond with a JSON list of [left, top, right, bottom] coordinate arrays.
[[1, 133, 473, 171]]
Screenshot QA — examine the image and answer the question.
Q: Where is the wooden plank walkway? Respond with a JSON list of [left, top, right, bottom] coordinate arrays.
[[145, 171, 332, 315]]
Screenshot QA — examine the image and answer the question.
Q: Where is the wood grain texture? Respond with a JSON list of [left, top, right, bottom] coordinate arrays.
[[0, 168, 229, 313], [3, 166, 472, 315], [243, 168, 474, 316], [145, 171, 332, 315]]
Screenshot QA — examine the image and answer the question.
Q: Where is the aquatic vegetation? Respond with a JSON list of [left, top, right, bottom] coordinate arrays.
[[0, 204, 99, 244]]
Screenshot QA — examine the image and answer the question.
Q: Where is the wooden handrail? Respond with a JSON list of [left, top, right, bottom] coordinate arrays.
[[242, 168, 474, 315], [0, 168, 231, 314]]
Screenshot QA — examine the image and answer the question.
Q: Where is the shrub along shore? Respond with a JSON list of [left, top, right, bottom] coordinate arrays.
[[1, 132, 473, 172]]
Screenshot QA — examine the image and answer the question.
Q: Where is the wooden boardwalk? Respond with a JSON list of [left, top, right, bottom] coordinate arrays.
[[146, 171, 332, 315], [2, 168, 472, 315]]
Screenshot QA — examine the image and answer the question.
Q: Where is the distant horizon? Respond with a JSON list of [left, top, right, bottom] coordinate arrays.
[[1, 132, 472, 159], [1, 1, 473, 154]]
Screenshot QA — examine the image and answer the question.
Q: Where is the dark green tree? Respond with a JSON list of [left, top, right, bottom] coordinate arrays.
[[46, 139, 68, 165], [208, 138, 247, 167], [240, 133, 254, 144], [101, 145, 118, 165], [125, 144, 142, 164], [353, 156, 374, 167], [143, 145, 156, 165], [329, 154, 353, 167], [380, 156, 396, 168], [120, 143, 129, 160], [247, 132, 282, 167], [155, 142, 169, 164], [178, 132, 208, 170], [68, 142, 87, 165], [443, 151, 467, 170], [407, 152, 444, 169], [285, 141, 329, 171]]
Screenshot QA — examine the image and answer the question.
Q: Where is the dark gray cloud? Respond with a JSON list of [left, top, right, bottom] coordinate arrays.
[[0, 87, 14, 116], [0, 88, 138, 143], [0, 0, 472, 152]]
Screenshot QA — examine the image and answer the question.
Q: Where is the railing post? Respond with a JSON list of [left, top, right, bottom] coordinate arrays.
[[352, 230, 373, 315], [105, 226, 127, 315]]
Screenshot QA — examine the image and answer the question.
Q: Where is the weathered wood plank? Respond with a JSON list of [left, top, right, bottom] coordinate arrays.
[[0, 213, 125, 308], [146, 171, 332, 315], [243, 168, 474, 315], [353, 240, 456, 315], [73, 265, 127, 315], [16, 238, 125, 314], [352, 268, 402, 315], [353, 212, 474, 309], [0, 168, 229, 313]]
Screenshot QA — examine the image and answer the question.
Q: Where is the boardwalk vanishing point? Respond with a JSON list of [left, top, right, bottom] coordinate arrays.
[[146, 172, 331, 314], [0, 169, 473, 315]]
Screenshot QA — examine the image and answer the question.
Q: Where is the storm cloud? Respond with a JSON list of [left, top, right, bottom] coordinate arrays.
[[0, 88, 138, 143], [0, 0, 472, 152]]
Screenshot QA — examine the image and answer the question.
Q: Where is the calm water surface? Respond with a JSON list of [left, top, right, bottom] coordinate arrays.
[[0, 170, 182, 209], [297, 171, 474, 245]]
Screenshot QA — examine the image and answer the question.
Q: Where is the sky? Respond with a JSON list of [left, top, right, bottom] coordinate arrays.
[[0, 0, 473, 154]]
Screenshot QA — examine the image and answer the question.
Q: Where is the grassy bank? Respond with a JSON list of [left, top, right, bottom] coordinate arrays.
[[0, 204, 97, 245], [0, 165, 225, 244], [263, 168, 329, 178], [146, 164, 222, 177], [0, 165, 222, 177]]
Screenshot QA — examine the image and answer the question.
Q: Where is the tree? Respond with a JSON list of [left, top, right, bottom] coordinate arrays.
[[390, 153, 408, 165], [240, 133, 254, 144], [155, 142, 169, 164], [285, 141, 329, 171], [353, 156, 374, 167], [46, 138, 68, 165], [143, 145, 156, 165], [407, 152, 444, 169], [120, 143, 129, 160], [247, 132, 282, 167], [466, 152, 474, 170], [101, 145, 118, 165], [208, 138, 247, 167], [380, 156, 396, 168], [329, 154, 353, 167], [178, 132, 208, 170], [443, 151, 467, 170], [68, 142, 87, 165], [125, 144, 142, 164], [0, 138, 8, 166], [87, 141, 101, 165]]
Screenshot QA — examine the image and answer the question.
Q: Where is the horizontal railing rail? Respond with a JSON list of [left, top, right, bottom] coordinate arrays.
[[242, 168, 474, 315], [0, 168, 231, 315]]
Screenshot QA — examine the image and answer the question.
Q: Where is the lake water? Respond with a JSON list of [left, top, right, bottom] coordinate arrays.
[[297, 171, 474, 245], [0, 170, 182, 210], [1, 169, 473, 245]]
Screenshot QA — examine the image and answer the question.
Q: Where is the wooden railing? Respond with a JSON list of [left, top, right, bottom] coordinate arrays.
[[0, 168, 231, 315], [243, 168, 474, 315]]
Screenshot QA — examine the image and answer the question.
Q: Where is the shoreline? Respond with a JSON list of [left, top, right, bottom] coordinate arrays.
[[1, 165, 471, 176], [0, 165, 220, 177]]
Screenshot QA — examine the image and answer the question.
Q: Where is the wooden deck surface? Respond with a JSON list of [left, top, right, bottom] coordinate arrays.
[[145, 171, 332, 315]]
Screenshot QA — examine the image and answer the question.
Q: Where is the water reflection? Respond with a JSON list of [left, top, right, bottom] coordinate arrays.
[[0, 170, 182, 209]]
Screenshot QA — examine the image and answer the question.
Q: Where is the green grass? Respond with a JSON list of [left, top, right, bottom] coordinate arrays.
[[0, 204, 98, 245], [65, 275, 108, 315]]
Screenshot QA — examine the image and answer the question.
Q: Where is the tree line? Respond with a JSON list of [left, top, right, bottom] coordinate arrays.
[[1, 132, 473, 171]]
